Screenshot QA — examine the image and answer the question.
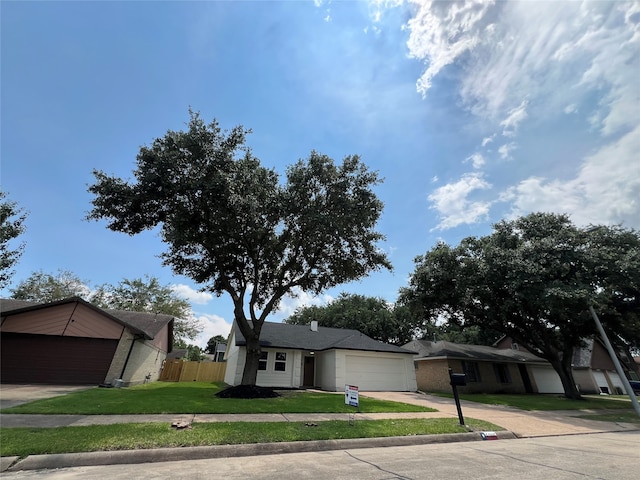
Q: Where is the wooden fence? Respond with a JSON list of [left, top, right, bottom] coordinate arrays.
[[160, 359, 227, 382]]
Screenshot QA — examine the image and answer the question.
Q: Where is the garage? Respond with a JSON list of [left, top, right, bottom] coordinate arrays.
[[345, 355, 407, 391], [0, 332, 119, 384], [1, 297, 174, 386], [530, 366, 564, 394]]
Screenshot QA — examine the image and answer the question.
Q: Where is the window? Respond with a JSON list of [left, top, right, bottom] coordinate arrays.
[[275, 352, 287, 372], [258, 352, 268, 371], [493, 364, 511, 384], [461, 361, 481, 382]]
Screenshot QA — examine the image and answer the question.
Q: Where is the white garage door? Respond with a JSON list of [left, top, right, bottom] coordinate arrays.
[[593, 371, 610, 393], [346, 355, 406, 391], [607, 372, 625, 394], [531, 366, 564, 394]]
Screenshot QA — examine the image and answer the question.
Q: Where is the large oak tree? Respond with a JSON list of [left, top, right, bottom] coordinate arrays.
[[401, 213, 639, 399], [87, 111, 391, 386]]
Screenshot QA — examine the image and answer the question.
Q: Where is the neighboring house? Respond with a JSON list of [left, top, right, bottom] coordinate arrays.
[[404, 339, 558, 394], [495, 336, 639, 395], [224, 321, 418, 392], [0, 297, 175, 386], [213, 342, 226, 362]]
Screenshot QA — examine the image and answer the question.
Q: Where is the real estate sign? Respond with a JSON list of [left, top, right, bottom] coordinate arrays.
[[345, 384, 359, 407]]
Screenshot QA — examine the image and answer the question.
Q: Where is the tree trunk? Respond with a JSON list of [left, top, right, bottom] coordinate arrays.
[[241, 335, 261, 386], [549, 356, 582, 400]]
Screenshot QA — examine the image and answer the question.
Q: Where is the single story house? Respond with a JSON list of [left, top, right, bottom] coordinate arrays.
[[224, 320, 418, 392], [404, 339, 559, 394], [496, 336, 639, 395], [1, 297, 174, 386]]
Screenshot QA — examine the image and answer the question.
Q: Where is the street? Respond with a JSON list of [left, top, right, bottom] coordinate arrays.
[[3, 431, 638, 479]]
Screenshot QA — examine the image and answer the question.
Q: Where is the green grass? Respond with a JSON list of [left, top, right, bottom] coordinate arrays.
[[432, 392, 635, 411], [0, 418, 502, 457], [1, 382, 435, 415], [575, 412, 640, 424]]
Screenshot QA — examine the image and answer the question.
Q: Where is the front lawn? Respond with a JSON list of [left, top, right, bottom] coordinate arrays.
[[0, 418, 502, 457], [432, 392, 635, 411], [1, 382, 434, 415]]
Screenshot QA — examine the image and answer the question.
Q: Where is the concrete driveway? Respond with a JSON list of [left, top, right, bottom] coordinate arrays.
[[0, 384, 93, 409]]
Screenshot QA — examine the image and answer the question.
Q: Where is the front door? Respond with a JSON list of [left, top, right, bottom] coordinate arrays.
[[303, 356, 315, 387]]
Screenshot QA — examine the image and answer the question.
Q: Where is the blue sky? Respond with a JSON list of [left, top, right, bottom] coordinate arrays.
[[2, 1, 639, 347]]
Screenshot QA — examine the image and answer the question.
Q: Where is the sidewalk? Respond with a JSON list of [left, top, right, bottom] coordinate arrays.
[[1, 391, 638, 473], [361, 391, 640, 438]]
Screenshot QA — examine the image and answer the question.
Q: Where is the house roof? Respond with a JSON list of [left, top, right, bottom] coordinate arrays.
[[404, 339, 548, 364], [233, 321, 416, 354], [0, 297, 174, 340]]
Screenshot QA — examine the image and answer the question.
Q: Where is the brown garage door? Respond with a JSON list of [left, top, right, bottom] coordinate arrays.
[[0, 333, 119, 385]]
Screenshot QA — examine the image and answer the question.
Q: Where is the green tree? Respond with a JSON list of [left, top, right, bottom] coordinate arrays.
[[285, 293, 418, 345], [87, 111, 391, 386], [401, 213, 639, 399], [205, 335, 227, 354], [92, 275, 202, 342], [0, 191, 27, 288], [11, 270, 90, 301], [11, 271, 203, 345]]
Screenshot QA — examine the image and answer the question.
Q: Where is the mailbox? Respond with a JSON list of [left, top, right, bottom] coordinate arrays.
[[450, 373, 467, 386]]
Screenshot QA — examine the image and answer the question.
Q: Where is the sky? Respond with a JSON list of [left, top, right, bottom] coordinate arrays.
[[2, 1, 639, 348]]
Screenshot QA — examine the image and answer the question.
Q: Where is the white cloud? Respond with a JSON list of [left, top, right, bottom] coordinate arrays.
[[497, 142, 517, 160], [193, 313, 233, 349], [428, 172, 492, 230], [171, 284, 214, 305], [274, 288, 334, 320], [502, 125, 640, 229], [481, 134, 495, 147], [465, 152, 485, 169], [500, 99, 528, 137], [564, 104, 577, 114]]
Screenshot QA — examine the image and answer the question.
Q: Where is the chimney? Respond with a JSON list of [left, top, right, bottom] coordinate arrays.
[[310, 321, 318, 332]]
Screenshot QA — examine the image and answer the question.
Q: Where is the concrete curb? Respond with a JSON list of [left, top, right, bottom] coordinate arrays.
[[4, 431, 517, 472]]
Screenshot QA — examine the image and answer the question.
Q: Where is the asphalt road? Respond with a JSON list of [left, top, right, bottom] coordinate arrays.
[[2, 431, 638, 480]]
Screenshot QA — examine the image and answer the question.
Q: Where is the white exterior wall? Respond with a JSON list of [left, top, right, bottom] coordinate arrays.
[[315, 350, 337, 391], [223, 332, 242, 386], [225, 345, 303, 388]]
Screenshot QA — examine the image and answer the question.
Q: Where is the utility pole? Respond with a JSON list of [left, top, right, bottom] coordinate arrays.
[[589, 306, 640, 417]]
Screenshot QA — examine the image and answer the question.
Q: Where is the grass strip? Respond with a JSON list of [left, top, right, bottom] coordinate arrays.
[[1, 382, 434, 415], [574, 412, 640, 424], [431, 393, 635, 411], [0, 418, 501, 457]]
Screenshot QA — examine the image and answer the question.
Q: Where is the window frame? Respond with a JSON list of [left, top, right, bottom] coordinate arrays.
[[274, 351, 287, 372]]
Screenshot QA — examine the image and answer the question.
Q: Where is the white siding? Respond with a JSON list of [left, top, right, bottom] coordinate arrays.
[[223, 332, 242, 386], [316, 351, 337, 391]]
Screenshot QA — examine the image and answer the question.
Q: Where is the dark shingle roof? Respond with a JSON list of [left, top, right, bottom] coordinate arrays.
[[234, 321, 415, 354], [1, 297, 173, 340], [403, 339, 547, 364]]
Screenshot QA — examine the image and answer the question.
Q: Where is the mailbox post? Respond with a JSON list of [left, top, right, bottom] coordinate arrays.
[[449, 368, 466, 426]]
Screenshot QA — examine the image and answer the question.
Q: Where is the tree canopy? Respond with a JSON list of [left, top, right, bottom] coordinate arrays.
[[0, 191, 27, 289], [285, 293, 418, 345], [11, 271, 202, 344], [87, 111, 391, 386], [401, 212, 640, 399], [11, 270, 90, 301]]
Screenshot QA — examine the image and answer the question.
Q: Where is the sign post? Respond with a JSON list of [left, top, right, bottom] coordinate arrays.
[[345, 384, 359, 426]]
